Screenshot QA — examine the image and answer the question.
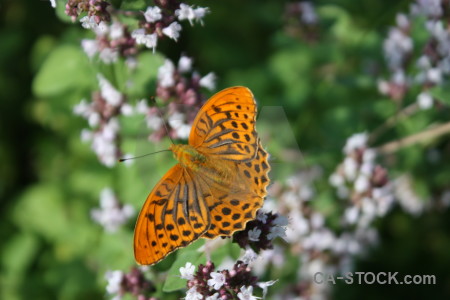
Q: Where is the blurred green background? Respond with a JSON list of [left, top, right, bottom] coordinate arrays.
[[1, 0, 450, 299]]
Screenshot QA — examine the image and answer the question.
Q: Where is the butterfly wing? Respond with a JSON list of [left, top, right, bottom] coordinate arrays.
[[189, 86, 258, 162], [197, 140, 271, 239], [134, 164, 211, 265]]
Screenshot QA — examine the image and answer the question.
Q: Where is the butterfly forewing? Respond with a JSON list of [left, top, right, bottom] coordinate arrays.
[[134, 164, 210, 265], [189, 86, 258, 162]]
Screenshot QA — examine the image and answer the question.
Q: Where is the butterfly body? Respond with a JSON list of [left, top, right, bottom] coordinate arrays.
[[170, 144, 207, 171], [134, 86, 270, 265]]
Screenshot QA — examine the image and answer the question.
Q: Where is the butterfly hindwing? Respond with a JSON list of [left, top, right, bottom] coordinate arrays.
[[189, 86, 258, 162], [134, 164, 211, 265], [197, 141, 271, 239]]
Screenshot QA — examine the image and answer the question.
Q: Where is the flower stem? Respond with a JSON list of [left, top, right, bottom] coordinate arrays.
[[376, 121, 450, 154], [369, 102, 419, 144]]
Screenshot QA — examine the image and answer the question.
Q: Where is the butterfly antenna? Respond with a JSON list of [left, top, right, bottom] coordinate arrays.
[[150, 96, 175, 145], [118, 149, 171, 162]]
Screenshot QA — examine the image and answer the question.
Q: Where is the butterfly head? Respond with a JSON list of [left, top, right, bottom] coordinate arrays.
[[170, 144, 206, 170]]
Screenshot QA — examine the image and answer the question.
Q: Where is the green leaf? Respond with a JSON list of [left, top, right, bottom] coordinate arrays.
[[33, 45, 96, 97], [1, 233, 39, 275], [429, 84, 450, 105], [162, 240, 205, 292]]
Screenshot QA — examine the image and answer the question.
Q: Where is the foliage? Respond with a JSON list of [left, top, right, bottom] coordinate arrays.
[[1, 0, 450, 299]]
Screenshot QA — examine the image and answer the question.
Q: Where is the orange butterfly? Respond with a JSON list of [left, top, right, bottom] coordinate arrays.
[[134, 86, 270, 265]]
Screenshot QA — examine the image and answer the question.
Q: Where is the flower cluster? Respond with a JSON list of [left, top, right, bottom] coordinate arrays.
[[180, 261, 275, 300], [66, 0, 111, 23], [105, 267, 156, 300], [284, 2, 319, 41], [267, 161, 381, 299], [81, 22, 137, 64], [91, 187, 135, 233], [378, 0, 450, 108], [142, 55, 216, 141], [132, 3, 209, 51], [329, 132, 394, 228], [68, 0, 209, 57], [232, 211, 288, 253], [73, 75, 133, 166]]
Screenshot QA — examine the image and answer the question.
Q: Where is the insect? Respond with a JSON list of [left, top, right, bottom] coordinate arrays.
[[134, 86, 270, 265]]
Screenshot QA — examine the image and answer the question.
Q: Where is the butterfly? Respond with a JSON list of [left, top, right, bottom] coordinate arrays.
[[134, 86, 270, 265]]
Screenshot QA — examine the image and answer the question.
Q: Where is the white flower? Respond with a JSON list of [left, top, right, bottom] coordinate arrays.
[[267, 225, 286, 241], [193, 7, 209, 25], [99, 48, 119, 64], [394, 176, 425, 216], [98, 74, 122, 106], [132, 30, 158, 52], [396, 13, 409, 29], [158, 59, 176, 87], [383, 27, 413, 70], [178, 55, 193, 73], [91, 132, 117, 167], [185, 286, 202, 300], [135, 99, 149, 114], [237, 286, 260, 300], [73, 99, 91, 116], [103, 118, 120, 141], [109, 22, 124, 39], [413, 0, 443, 18], [299, 2, 317, 24], [206, 293, 219, 300], [95, 21, 109, 36], [343, 157, 358, 181], [417, 55, 431, 69], [88, 112, 100, 127], [310, 212, 323, 229], [273, 215, 288, 227], [344, 206, 359, 224], [362, 148, 376, 162], [241, 248, 258, 264], [257, 280, 277, 299], [427, 68, 442, 84], [80, 16, 97, 29], [162, 22, 182, 41], [144, 6, 162, 23], [132, 29, 147, 44], [377, 79, 390, 95], [343, 132, 368, 154], [80, 129, 93, 142], [104, 270, 124, 295], [49, 0, 56, 8], [354, 174, 370, 193], [256, 211, 268, 224], [91, 188, 135, 232], [176, 4, 196, 25], [81, 39, 99, 59], [146, 115, 163, 131], [248, 228, 261, 241], [168, 112, 191, 139], [329, 172, 345, 187], [120, 103, 134, 116], [207, 272, 226, 290], [417, 92, 433, 110], [199, 72, 217, 90], [179, 262, 195, 280]]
